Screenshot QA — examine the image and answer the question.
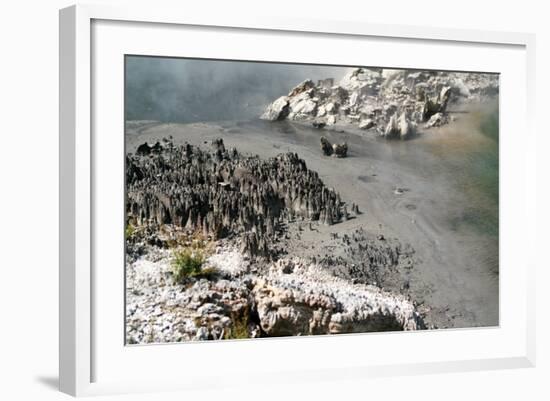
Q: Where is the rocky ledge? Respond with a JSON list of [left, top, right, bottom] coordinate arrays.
[[261, 67, 498, 139], [126, 243, 423, 343]]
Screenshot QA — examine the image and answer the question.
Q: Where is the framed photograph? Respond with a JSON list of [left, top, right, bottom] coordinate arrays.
[[59, 4, 536, 396]]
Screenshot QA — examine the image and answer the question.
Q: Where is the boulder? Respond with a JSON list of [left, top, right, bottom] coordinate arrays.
[[136, 142, 152, 156], [316, 105, 327, 117], [317, 78, 334, 89], [332, 142, 348, 158], [340, 67, 382, 95], [288, 79, 315, 97], [425, 112, 448, 128], [325, 102, 337, 114], [312, 121, 326, 129], [136, 141, 162, 156], [422, 86, 452, 121], [398, 112, 415, 140], [358, 118, 375, 130], [289, 95, 317, 119], [383, 112, 415, 140], [439, 86, 452, 111], [260, 96, 290, 121], [383, 114, 400, 139], [320, 137, 333, 156], [329, 86, 349, 104]]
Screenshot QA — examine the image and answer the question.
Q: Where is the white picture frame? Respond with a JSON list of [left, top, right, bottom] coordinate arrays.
[[59, 4, 536, 397]]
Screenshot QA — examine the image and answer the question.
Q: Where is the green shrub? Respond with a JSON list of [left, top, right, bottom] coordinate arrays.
[[125, 223, 136, 239], [171, 248, 217, 283]]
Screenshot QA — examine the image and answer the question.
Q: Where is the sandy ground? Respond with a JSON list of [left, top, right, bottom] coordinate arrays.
[[125, 115, 499, 329]]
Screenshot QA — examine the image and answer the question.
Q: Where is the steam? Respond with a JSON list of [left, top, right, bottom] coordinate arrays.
[[125, 56, 349, 123]]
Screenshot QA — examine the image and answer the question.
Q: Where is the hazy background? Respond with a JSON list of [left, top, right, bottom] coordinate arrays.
[[125, 56, 349, 123]]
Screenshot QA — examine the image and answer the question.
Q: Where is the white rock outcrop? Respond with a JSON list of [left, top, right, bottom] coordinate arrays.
[[383, 112, 416, 140], [260, 95, 290, 121], [254, 258, 423, 336], [126, 247, 424, 343], [260, 67, 498, 137]]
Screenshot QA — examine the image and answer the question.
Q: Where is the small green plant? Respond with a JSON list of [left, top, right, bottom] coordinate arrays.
[[171, 248, 217, 283], [172, 249, 204, 281], [125, 223, 136, 239]]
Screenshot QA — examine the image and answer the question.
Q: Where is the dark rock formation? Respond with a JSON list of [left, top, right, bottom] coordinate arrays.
[[312, 121, 326, 129], [332, 142, 348, 158], [421, 86, 452, 122], [126, 138, 346, 257], [319, 136, 347, 157], [320, 136, 333, 156], [136, 141, 163, 156], [320, 227, 413, 287]]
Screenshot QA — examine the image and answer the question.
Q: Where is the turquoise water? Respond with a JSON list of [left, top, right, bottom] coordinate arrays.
[[393, 103, 500, 276], [453, 105, 499, 238]]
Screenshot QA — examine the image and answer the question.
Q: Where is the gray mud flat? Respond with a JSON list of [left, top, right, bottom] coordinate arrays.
[[126, 111, 499, 330]]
